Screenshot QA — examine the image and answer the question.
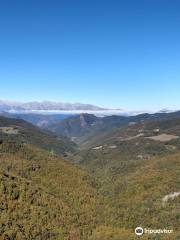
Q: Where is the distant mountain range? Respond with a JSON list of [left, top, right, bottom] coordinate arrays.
[[0, 100, 105, 112], [46, 111, 180, 144], [1, 100, 178, 117]]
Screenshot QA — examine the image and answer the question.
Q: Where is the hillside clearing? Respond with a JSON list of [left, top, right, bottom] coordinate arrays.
[[0, 126, 19, 134], [146, 133, 179, 142]]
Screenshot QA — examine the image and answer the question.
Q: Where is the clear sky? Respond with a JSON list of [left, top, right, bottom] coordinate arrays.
[[0, 0, 180, 110]]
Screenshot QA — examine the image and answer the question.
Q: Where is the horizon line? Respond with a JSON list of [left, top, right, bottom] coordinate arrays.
[[0, 99, 180, 113]]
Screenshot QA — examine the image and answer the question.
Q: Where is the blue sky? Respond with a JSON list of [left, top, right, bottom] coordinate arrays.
[[0, 0, 180, 110]]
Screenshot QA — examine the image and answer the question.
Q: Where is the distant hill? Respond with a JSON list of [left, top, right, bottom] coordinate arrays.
[[0, 111, 73, 128], [47, 111, 180, 144], [47, 113, 140, 143], [78, 116, 180, 149], [48, 114, 101, 142], [73, 117, 180, 165], [0, 116, 76, 156]]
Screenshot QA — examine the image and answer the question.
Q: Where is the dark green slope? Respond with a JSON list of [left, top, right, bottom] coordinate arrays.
[[0, 116, 76, 156], [0, 111, 73, 128]]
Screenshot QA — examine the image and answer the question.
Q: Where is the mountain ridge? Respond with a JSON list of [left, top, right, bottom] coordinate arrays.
[[47, 111, 180, 144], [0, 100, 105, 111]]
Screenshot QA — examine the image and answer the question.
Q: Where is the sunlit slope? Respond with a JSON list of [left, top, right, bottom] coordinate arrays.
[[0, 143, 179, 239], [0, 142, 102, 240], [82, 153, 180, 240]]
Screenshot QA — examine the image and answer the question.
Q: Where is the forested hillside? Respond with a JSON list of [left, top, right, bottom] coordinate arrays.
[[0, 116, 179, 239], [0, 116, 76, 156]]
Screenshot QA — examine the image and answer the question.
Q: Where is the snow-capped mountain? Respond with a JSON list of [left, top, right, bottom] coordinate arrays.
[[0, 100, 147, 116], [0, 100, 105, 112], [1, 100, 177, 116]]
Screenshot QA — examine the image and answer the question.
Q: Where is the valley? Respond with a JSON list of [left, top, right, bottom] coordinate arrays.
[[0, 112, 179, 239]]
